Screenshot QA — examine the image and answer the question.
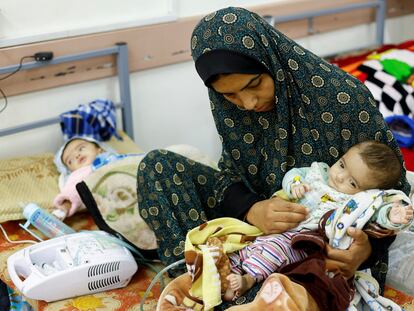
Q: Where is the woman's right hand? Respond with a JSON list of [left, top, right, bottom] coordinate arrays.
[[246, 196, 308, 234]]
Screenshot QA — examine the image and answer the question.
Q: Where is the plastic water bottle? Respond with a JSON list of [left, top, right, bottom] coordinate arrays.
[[21, 203, 75, 239]]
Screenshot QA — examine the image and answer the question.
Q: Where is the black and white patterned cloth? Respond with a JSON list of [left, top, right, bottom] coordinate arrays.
[[358, 60, 414, 118]]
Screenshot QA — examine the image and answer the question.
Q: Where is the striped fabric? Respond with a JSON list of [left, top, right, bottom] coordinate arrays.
[[228, 231, 307, 282]]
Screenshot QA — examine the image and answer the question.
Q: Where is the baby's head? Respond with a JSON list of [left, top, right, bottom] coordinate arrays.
[[61, 138, 103, 172], [328, 141, 402, 195], [54, 136, 117, 183]]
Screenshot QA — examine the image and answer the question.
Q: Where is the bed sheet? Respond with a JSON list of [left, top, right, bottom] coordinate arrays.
[[0, 131, 169, 310], [0, 212, 171, 311]]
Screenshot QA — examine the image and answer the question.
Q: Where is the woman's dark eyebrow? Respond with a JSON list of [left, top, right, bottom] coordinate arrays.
[[240, 74, 261, 91], [219, 74, 261, 95]]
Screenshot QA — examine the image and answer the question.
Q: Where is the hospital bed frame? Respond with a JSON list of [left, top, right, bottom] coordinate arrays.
[[0, 43, 134, 140]]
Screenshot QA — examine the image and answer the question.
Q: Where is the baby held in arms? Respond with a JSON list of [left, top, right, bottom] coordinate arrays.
[[52, 137, 131, 219], [225, 140, 413, 300]]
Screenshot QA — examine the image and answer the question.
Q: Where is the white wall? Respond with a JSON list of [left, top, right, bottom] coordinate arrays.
[[0, 0, 282, 47], [0, 0, 177, 47], [0, 2, 413, 161]]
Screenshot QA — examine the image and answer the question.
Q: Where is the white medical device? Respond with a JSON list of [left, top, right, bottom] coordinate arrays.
[[7, 231, 138, 302]]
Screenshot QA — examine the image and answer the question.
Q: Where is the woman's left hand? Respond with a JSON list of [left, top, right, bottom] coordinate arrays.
[[324, 228, 371, 279]]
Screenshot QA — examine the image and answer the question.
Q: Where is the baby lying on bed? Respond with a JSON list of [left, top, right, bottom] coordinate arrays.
[[53, 137, 217, 220], [52, 137, 136, 219]]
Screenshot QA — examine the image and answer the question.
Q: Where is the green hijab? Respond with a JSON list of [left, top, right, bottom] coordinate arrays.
[[191, 7, 409, 200]]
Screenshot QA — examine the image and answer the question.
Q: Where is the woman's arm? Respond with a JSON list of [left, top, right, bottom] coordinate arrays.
[[220, 182, 262, 219], [325, 226, 398, 293], [246, 196, 308, 234], [215, 145, 308, 233], [324, 228, 371, 279], [220, 183, 309, 235]]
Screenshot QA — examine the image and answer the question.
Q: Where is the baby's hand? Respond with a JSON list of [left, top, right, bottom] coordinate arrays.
[[52, 199, 72, 220], [291, 183, 310, 199], [389, 204, 414, 225], [52, 208, 68, 220]]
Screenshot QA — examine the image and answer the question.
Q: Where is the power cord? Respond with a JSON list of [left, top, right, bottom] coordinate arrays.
[[0, 224, 37, 245], [0, 55, 35, 82], [0, 52, 53, 114], [0, 89, 7, 114], [139, 259, 185, 311], [0, 55, 35, 115]]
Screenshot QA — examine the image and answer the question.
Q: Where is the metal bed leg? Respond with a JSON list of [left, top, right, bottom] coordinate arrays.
[[116, 42, 134, 140], [376, 0, 386, 46]]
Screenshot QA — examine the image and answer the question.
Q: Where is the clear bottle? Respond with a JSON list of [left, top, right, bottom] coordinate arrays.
[[22, 203, 75, 239]]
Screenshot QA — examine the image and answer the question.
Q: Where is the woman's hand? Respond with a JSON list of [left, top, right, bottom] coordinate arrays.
[[324, 228, 372, 279], [246, 196, 308, 234]]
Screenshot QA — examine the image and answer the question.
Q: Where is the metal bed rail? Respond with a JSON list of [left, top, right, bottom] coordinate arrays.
[[0, 43, 134, 139], [264, 0, 386, 46]]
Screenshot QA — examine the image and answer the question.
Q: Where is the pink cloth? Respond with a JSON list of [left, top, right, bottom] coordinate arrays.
[[53, 165, 92, 217]]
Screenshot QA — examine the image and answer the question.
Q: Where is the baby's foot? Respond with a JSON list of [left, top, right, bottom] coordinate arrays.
[[223, 287, 237, 302], [223, 274, 242, 301], [225, 274, 295, 311], [226, 274, 255, 299], [227, 274, 243, 292], [389, 204, 414, 224]]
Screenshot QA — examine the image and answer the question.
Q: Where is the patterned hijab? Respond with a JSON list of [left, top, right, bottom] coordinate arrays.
[[191, 7, 409, 199]]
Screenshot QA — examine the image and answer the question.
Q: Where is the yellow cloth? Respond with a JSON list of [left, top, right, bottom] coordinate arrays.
[[272, 189, 290, 201], [184, 217, 263, 310]]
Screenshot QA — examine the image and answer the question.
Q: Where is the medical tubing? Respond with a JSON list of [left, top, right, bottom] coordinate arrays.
[[0, 224, 37, 244], [80, 230, 164, 285], [139, 259, 186, 311]]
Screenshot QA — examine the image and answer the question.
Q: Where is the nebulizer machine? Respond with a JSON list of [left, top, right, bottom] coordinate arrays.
[[7, 203, 138, 302]]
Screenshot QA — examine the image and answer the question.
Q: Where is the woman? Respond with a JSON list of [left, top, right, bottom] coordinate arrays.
[[137, 7, 410, 310]]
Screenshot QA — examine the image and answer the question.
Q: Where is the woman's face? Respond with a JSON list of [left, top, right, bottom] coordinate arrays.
[[211, 73, 275, 112]]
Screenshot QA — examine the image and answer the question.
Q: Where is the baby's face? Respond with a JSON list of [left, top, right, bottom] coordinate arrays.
[[328, 146, 377, 195], [62, 139, 102, 172]]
